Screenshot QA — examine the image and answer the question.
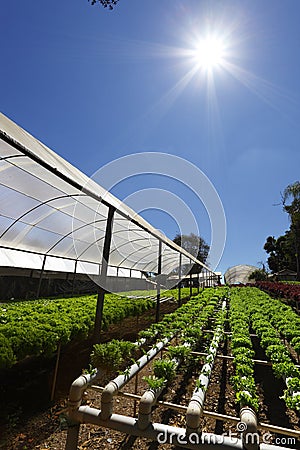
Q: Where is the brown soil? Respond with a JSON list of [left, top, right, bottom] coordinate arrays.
[[1, 299, 300, 450]]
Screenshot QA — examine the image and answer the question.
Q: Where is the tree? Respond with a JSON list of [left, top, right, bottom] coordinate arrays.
[[282, 181, 300, 280], [283, 181, 300, 216], [173, 233, 209, 274], [264, 181, 300, 280], [249, 269, 268, 282], [88, 0, 119, 9], [264, 235, 289, 273]]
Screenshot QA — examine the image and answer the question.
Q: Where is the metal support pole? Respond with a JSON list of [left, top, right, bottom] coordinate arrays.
[[155, 240, 162, 323], [36, 254, 46, 298], [93, 206, 115, 343], [71, 260, 78, 296], [189, 260, 192, 297], [133, 372, 139, 417], [178, 253, 182, 307]]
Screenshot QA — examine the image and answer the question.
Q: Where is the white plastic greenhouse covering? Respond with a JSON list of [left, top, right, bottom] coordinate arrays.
[[0, 112, 215, 279], [224, 265, 257, 284]]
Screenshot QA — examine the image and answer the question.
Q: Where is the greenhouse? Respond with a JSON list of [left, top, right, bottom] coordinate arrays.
[[1, 114, 300, 450], [0, 112, 217, 290], [224, 265, 258, 285], [0, 112, 219, 340]]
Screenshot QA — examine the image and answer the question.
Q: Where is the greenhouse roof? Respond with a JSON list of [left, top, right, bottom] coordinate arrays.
[[224, 265, 257, 284], [0, 112, 215, 277]]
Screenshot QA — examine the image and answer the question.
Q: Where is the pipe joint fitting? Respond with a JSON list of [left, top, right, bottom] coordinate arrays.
[[240, 407, 259, 450], [186, 399, 203, 434], [139, 390, 157, 415], [138, 387, 164, 430], [100, 381, 118, 420], [68, 374, 90, 412]]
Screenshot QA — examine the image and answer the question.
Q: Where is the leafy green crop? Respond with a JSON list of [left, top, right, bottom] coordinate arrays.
[[0, 293, 154, 367], [143, 375, 166, 390], [153, 359, 177, 381], [167, 345, 191, 363], [228, 289, 259, 411], [231, 286, 300, 412], [0, 333, 16, 369], [96, 288, 227, 396], [91, 339, 137, 371]]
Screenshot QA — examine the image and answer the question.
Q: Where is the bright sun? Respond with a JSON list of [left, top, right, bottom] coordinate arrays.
[[193, 35, 226, 71]]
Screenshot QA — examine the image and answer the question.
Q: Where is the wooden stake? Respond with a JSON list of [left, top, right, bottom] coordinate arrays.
[[51, 341, 61, 402]]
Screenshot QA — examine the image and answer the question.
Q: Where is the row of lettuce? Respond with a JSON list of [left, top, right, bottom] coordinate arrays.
[[91, 286, 300, 413], [1, 283, 300, 413], [0, 288, 193, 369], [229, 286, 300, 412], [91, 287, 225, 390]]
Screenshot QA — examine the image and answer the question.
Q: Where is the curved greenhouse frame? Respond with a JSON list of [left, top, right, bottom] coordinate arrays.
[[0, 113, 216, 275], [0, 113, 219, 304]]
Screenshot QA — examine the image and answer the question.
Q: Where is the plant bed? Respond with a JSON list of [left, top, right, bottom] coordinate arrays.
[[0, 297, 179, 439], [2, 287, 300, 450]]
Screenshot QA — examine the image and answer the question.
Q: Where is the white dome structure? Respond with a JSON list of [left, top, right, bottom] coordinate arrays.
[[224, 265, 257, 284]]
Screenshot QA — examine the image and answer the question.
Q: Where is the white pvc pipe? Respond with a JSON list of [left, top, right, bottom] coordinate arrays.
[[68, 370, 101, 414], [239, 407, 259, 450], [138, 385, 165, 430], [71, 406, 293, 450], [66, 370, 101, 450], [90, 386, 300, 439], [186, 300, 227, 434], [101, 336, 173, 420], [137, 353, 183, 430], [75, 406, 244, 449]]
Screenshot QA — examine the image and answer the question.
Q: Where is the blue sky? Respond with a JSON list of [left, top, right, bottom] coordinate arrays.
[[1, 0, 300, 276]]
